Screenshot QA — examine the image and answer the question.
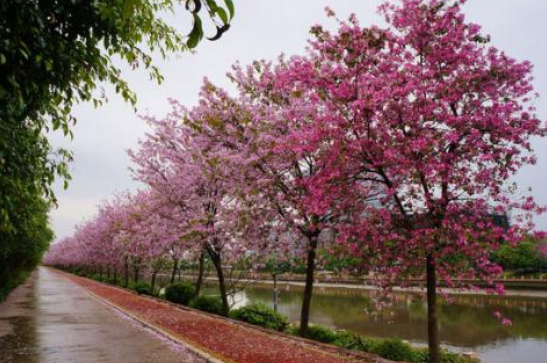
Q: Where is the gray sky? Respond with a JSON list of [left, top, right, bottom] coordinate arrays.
[[49, 0, 547, 240]]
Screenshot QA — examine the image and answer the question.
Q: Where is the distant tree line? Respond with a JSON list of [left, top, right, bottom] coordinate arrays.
[[492, 236, 547, 274]]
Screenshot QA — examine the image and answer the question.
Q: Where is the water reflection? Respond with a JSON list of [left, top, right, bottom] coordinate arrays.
[[203, 284, 547, 363]]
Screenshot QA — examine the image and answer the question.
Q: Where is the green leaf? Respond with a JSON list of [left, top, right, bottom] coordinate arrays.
[[224, 0, 234, 19], [206, 0, 218, 11], [216, 7, 229, 25], [0, 54, 6, 65], [187, 14, 203, 49], [123, 0, 135, 20]]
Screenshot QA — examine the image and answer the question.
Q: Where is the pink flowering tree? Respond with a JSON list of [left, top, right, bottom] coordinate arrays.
[[119, 190, 186, 293], [254, 1, 545, 361], [129, 101, 274, 315], [94, 195, 135, 282], [44, 190, 181, 291], [181, 76, 349, 335]]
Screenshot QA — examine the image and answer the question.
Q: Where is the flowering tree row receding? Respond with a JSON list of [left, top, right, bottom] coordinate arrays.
[[44, 1, 546, 362]]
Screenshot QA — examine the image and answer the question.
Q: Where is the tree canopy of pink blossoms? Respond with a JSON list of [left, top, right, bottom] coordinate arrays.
[[128, 96, 291, 314], [44, 1, 545, 362], [177, 77, 346, 335], [238, 1, 545, 361]]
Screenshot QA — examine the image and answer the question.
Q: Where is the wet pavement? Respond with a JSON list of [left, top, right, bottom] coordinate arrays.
[[0, 267, 205, 363]]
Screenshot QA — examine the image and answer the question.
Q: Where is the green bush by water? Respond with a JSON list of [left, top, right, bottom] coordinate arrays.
[[165, 282, 196, 305], [373, 338, 414, 361], [330, 330, 377, 351], [189, 296, 224, 315], [286, 325, 478, 363], [229, 303, 289, 332], [303, 324, 340, 343]]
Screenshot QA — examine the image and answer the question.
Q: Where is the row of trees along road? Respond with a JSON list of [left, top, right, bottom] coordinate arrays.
[[43, 1, 546, 363], [0, 0, 233, 301]]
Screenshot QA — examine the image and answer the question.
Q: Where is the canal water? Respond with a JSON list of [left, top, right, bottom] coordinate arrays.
[[203, 284, 547, 363]]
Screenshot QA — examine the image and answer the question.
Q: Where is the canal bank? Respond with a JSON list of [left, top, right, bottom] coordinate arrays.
[[141, 272, 547, 363], [179, 274, 547, 296], [196, 280, 547, 363]]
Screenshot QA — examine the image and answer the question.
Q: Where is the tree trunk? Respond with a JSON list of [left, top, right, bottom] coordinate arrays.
[[195, 250, 205, 296], [170, 258, 179, 285], [299, 233, 319, 337], [151, 269, 158, 295], [272, 272, 278, 312], [209, 249, 229, 316], [133, 265, 140, 283], [113, 268, 118, 284], [426, 254, 440, 363], [124, 259, 129, 286]]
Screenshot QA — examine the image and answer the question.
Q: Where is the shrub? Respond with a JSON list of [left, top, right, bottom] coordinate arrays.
[[372, 338, 414, 362], [410, 348, 430, 363], [189, 296, 224, 315], [129, 281, 151, 295], [286, 324, 300, 336], [165, 282, 196, 305], [89, 273, 102, 281], [304, 324, 339, 343], [286, 324, 478, 363], [332, 331, 372, 351], [73, 268, 86, 276], [230, 303, 289, 332]]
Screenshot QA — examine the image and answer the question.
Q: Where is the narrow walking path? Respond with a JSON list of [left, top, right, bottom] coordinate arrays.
[[59, 269, 382, 363], [0, 267, 205, 363]]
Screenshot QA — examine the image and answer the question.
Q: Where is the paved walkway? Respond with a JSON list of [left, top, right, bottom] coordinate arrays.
[[0, 267, 205, 363]]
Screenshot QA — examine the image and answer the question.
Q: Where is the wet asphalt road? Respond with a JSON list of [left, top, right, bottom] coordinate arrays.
[[0, 267, 204, 363]]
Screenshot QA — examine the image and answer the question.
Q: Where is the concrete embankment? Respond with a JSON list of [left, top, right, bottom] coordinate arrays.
[[180, 274, 547, 298]]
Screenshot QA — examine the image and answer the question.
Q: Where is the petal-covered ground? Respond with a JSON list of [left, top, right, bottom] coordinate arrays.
[[59, 269, 382, 363]]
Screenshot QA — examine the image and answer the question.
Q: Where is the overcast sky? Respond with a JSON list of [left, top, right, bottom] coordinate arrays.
[[49, 0, 547, 241]]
